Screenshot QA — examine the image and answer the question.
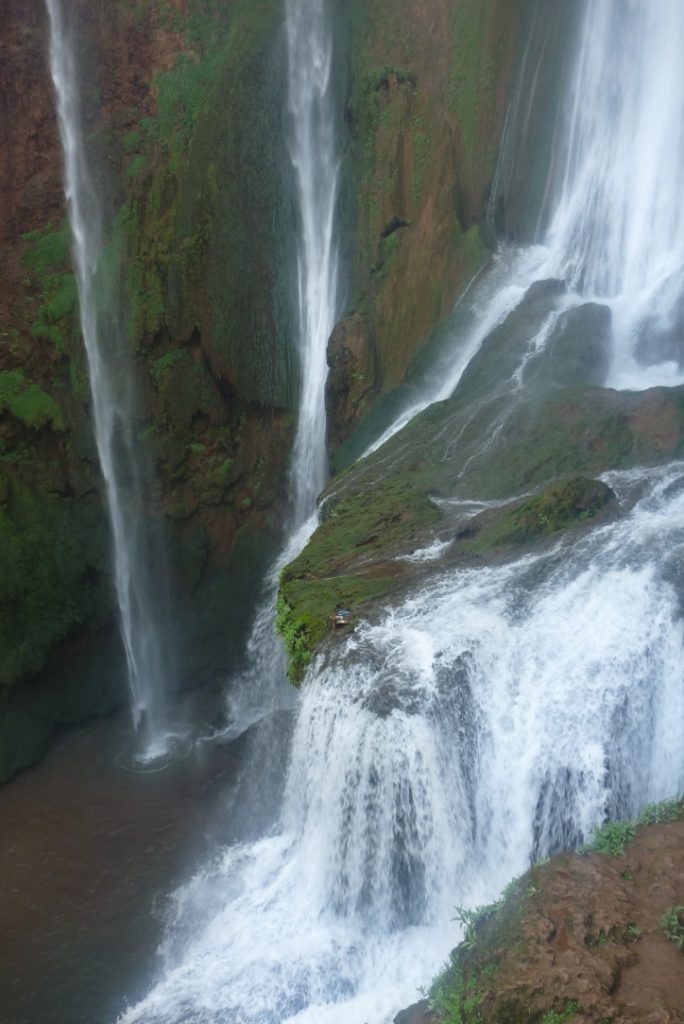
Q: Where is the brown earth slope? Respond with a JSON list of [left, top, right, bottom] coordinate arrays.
[[399, 812, 684, 1024]]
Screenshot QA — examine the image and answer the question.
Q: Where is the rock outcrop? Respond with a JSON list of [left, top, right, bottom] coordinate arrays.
[[405, 801, 684, 1024]]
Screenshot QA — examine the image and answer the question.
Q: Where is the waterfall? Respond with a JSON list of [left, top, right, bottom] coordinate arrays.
[[286, 0, 339, 525], [119, 3, 684, 1022], [46, 0, 172, 756], [366, 0, 684, 457], [120, 464, 684, 1024], [223, 0, 339, 735], [545, 0, 684, 387]]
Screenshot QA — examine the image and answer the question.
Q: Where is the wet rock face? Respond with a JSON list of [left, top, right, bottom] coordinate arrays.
[[394, 999, 438, 1024], [0, 0, 296, 778], [327, 0, 529, 451], [325, 311, 376, 451], [280, 268, 684, 680]]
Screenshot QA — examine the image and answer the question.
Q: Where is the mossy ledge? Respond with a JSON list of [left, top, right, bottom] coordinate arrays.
[[277, 379, 684, 685], [276, 472, 616, 684], [400, 798, 684, 1024]]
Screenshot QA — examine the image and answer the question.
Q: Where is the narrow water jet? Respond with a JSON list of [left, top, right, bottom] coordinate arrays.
[[46, 0, 174, 757], [222, 0, 340, 736]]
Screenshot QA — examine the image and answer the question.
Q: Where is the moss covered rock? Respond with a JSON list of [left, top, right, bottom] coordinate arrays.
[[279, 282, 684, 681], [327, 0, 533, 452]]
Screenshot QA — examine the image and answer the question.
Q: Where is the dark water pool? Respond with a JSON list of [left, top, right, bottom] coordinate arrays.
[[0, 696, 243, 1024]]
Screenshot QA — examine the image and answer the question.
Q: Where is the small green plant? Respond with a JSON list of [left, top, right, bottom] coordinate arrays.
[[587, 819, 635, 855], [625, 923, 641, 941], [429, 962, 487, 1024], [452, 902, 501, 949], [541, 1001, 580, 1024], [151, 348, 185, 383], [637, 797, 684, 826], [660, 906, 684, 951], [275, 592, 316, 685], [585, 797, 683, 857]]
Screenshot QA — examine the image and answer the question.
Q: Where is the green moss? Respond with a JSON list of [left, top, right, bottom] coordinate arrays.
[[22, 221, 78, 354], [0, 473, 110, 693], [276, 469, 440, 681], [0, 370, 64, 431], [541, 1003, 580, 1024], [471, 477, 615, 551], [277, 572, 392, 685], [586, 797, 684, 855], [121, 0, 295, 408], [151, 348, 185, 382], [125, 153, 148, 179], [22, 222, 71, 275]]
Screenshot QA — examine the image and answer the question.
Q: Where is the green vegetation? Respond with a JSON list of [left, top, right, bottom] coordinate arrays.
[[22, 221, 78, 353], [277, 569, 392, 685], [541, 1003, 580, 1024], [637, 797, 684, 825], [471, 477, 615, 551], [587, 797, 684, 855], [660, 906, 684, 951], [427, 874, 535, 1023], [0, 370, 64, 431], [151, 348, 186, 383], [586, 820, 636, 856], [276, 592, 324, 685], [0, 474, 110, 692], [430, 962, 489, 1023]]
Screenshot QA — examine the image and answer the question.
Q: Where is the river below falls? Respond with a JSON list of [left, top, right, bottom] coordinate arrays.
[[0, 690, 248, 1024]]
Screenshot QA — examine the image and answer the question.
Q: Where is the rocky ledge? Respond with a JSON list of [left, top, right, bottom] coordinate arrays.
[[398, 799, 684, 1024], [277, 282, 684, 684]]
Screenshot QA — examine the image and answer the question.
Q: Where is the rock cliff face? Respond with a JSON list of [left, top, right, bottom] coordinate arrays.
[[0, 0, 540, 778], [277, 276, 684, 680], [0, 0, 297, 779], [326, 0, 532, 457]]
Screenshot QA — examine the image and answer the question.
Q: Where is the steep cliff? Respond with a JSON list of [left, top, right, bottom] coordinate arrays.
[[326, 0, 534, 458], [0, 0, 297, 779], [0, 0, 550, 779]]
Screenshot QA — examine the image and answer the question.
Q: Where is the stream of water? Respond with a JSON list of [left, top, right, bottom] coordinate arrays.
[[367, 0, 684, 457], [46, 0, 174, 758], [119, 1, 684, 1021]]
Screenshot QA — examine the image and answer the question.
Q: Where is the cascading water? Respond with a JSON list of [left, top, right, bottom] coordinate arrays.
[[366, 0, 684, 456], [121, 462, 684, 1024], [120, 2, 684, 1022], [544, 0, 684, 386], [46, 0, 173, 756]]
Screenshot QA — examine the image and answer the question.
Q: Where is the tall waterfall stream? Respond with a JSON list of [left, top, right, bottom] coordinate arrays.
[[46, 0, 174, 757], [45, 0, 684, 1020]]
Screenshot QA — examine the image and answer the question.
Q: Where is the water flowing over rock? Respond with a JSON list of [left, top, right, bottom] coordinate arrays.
[[3, 0, 684, 1021], [119, 3, 684, 1020]]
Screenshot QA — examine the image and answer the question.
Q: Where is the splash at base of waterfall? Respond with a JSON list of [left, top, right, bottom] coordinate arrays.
[[119, 463, 684, 1024]]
